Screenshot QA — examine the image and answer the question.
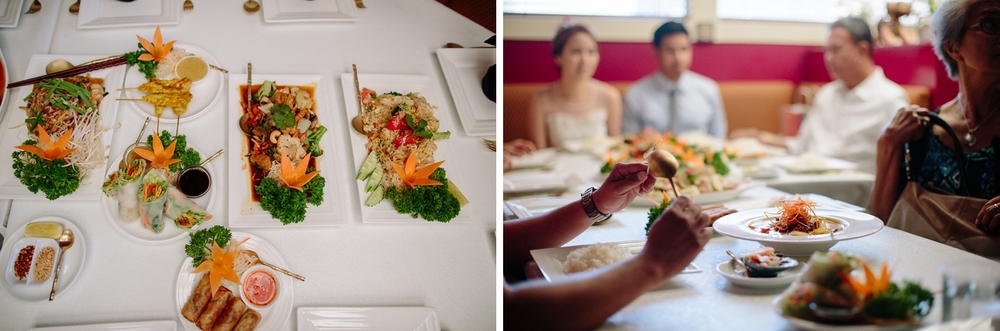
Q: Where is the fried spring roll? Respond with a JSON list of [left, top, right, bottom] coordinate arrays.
[[181, 273, 212, 323], [211, 297, 247, 331], [197, 287, 233, 331], [233, 310, 261, 331]]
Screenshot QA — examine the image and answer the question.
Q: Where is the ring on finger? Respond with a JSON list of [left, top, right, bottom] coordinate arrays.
[[993, 203, 1000, 211]]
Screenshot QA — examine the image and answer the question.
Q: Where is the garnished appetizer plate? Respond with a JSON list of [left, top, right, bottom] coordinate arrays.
[[0, 54, 125, 200], [124, 43, 224, 124], [341, 73, 471, 223], [227, 74, 345, 227], [0, 216, 87, 301], [713, 205, 884, 256]]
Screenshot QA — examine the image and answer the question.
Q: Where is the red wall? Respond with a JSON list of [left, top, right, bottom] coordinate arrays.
[[504, 40, 957, 108]]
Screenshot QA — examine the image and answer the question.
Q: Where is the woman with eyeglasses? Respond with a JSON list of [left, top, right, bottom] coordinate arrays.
[[871, 0, 1000, 248]]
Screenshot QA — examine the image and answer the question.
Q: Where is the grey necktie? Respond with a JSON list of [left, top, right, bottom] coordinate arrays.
[[668, 88, 676, 134]]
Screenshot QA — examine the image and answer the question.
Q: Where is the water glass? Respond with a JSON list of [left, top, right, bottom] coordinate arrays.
[[941, 262, 1000, 322]]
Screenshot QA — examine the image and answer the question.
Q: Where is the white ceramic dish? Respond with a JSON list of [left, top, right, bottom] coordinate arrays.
[[508, 148, 557, 170], [504, 196, 578, 218], [340, 73, 472, 223], [716, 260, 803, 289], [101, 144, 217, 244], [773, 296, 916, 331], [5, 237, 60, 285], [298, 307, 440, 331], [0, 0, 24, 28], [175, 232, 293, 331], [239, 265, 278, 311], [531, 241, 701, 281], [263, 0, 358, 23], [226, 74, 346, 227], [78, 0, 180, 29], [629, 181, 762, 208], [502, 172, 583, 195], [771, 155, 858, 174], [713, 208, 884, 256], [0, 54, 125, 200], [435, 48, 496, 136], [124, 44, 223, 124], [0, 216, 87, 301], [27, 320, 176, 331]]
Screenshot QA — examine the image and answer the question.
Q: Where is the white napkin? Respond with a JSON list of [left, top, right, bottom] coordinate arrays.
[[917, 317, 993, 331], [509, 148, 557, 170]]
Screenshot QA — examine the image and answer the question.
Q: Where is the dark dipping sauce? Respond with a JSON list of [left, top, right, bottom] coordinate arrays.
[[178, 168, 210, 198]]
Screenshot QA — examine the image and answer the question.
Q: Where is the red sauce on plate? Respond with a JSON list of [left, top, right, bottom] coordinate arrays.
[[243, 270, 277, 306]]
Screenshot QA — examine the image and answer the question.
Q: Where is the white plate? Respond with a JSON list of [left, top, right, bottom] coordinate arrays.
[[263, 0, 358, 23], [530, 241, 701, 281], [0, 47, 8, 122], [78, 0, 180, 29], [713, 208, 884, 256], [298, 307, 440, 331], [0, 54, 125, 200], [771, 155, 858, 174], [226, 74, 346, 227], [101, 144, 217, 244], [508, 148, 557, 170], [27, 321, 176, 331], [629, 181, 762, 208], [436, 48, 496, 136], [0, 216, 87, 301], [175, 232, 293, 331], [774, 297, 917, 331], [124, 44, 223, 124], [340, 73, 472, 223], [502, 172, 583, 194], [0, 0, 24, 28], [716, 260, 803, 289], [504, 196, 578, 218]]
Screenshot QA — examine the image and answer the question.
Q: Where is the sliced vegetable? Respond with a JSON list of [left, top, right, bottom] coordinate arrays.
[[357, 151, 379, 180], [365, 186, 383, 207], [365, 168, 383, 193], [254, 80, 277, 102]]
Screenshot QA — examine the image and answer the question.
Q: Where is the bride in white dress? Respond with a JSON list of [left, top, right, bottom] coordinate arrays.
[[527, 24, 622, 150]]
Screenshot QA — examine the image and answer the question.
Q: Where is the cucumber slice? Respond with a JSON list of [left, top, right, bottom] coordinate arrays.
[[432, 131, 451, 140], [356, 151, 379, 180], [365, 168, 383, 193], [365, 186, 384, 207]]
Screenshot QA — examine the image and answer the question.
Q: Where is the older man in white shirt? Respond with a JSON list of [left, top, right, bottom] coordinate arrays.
[[735, 17, 908, 174]]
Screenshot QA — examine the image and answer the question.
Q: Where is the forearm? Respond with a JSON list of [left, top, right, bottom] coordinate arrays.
[[504, 201, 596, 266], [504, 256, 665, 331], [870, 138, 906, 221]]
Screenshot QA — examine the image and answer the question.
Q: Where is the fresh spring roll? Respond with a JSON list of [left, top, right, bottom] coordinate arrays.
[[101, 172, 119, 198], [233, 310, 261, 331], [197, 287, 233, 331], [117, 159, 146, 223], [164, 186, 212, 229], [138, 168, 168, 233], [211, 297, 247, 331], [182, 273, 212, 323]]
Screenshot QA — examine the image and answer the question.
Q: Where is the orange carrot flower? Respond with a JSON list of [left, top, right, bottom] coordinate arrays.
[[391, 150, 444, 188], [839, 262, 891, 298], [133, 133, 181, 169], [136, 26, 176, 62], [279, 151, 319, 191], [15, 127, 75, 161], [192, 242, 241, 297]]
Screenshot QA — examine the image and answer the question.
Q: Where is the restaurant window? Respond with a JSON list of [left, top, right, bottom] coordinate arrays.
[[716, 0, 932, 25], [502, 0, 687, 18]]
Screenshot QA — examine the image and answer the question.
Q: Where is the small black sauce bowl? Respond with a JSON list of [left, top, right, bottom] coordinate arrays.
[[176, 167, 211, 198], [743, 256, 798, 278]]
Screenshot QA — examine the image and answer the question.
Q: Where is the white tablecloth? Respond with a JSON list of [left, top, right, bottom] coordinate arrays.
[[0, 1, 496, 330]]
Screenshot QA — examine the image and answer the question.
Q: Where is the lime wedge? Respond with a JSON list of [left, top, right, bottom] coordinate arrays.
[[25, 222, 63, 239], [448, 180, 470, 206]]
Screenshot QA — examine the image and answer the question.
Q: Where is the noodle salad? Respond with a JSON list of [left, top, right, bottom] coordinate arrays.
[[761, 198, 842, 235], [11, 75, 109, 200]]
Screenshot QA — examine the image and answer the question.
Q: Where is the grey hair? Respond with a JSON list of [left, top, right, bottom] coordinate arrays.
[[830, 17, 874, 58], [932, 0, 981, 80]]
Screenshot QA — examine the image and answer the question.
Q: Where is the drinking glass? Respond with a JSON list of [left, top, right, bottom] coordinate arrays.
[[941, 262, 1000, 322]]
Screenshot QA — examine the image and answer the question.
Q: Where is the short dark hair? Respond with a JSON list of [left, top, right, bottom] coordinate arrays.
[[830, 17, 873, 58], [653, 22, 688, 48], [552, 24, 596, 57]]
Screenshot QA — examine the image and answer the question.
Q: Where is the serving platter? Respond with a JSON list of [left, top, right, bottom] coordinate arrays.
[[531, 240, 701, 282], [78, 0, 181, 29], [713, 208, 884, 256], [298, 307, 440, 331], [0, 54, 126, 200], [123, 44, 223, 124], [0, 216, 87, 301], [435, 48, 496, 136], [226, 74, 346, 227], [263, 0, 358, 23], [0, 0, 25, 28]]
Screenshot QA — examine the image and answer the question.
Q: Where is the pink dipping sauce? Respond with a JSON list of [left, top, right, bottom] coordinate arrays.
[[243, 270, 277, 306]]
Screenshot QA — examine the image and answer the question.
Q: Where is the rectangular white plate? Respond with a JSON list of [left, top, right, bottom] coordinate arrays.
[[508, 148, 557, 170], [298, 307, 440, 331], [227, 74, 347, 227], [78, 0, 180, 29], [531, 241, 702, 282], [263, 0, 358, 23], [0, 54, 125, 200], [0, 0, 24, 28], [770, 155, 858, 174], [435, 48, 496, 136], [27, 321, 176, 331], [340, 73, 471, 223], [502, 171, 583, 194]]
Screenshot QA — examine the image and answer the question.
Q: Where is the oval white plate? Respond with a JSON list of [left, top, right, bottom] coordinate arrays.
[[713, 208, 884, 256], [773, 297, 917, 331], [175, 232, 293, 331], [101, 143, 216, 244], [0, 216, 87, 301], [716, 261, 803, 289], [124, 43, 224, 123]]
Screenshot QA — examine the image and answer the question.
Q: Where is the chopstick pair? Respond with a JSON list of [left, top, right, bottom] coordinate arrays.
[[6, 55, 127, 89]]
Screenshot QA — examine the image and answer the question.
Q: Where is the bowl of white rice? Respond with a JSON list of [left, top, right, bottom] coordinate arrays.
[[562, 243, 633, 274]]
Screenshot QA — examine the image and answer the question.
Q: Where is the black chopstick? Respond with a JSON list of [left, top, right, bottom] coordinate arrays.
[[7, 56, 127, 89]]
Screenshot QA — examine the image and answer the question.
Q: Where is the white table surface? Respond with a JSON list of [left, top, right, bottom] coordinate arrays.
[[0, 1, 497, 330]]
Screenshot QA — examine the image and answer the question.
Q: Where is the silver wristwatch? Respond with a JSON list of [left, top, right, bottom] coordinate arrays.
[[581, 187, 612, 223]]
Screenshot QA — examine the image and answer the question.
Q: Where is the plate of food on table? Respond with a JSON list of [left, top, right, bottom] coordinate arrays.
[[717, 246, 805, 289], [227, 73, 345, 227], [341, 72, 470, 223], [713, 198, 884, 256], [175, 226, 293, 331], [0, 54, 125, 201], [530, 241, 701, 282], [122, 26, 224, 131], [101, 129, 217, 244], [774, 251, 933, 330], [0, 217, 87, 301]]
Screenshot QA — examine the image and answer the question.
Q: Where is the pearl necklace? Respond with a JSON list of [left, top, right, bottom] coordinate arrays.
[[958, 102, 998, 147]]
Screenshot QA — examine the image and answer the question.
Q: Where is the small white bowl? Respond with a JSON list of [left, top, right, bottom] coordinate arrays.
[[717, 260, 803, 289], [239, 265, 278, 310]]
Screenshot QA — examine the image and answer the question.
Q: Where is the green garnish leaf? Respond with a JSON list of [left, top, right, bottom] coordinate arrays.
[[184, 225, 232, 268]]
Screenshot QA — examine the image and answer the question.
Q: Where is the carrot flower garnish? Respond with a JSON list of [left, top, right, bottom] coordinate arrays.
[[391, 150, 444, 188], [192, 242, 241, 297], [136, 26, 176, 62], [16, 127, 76, 161], [279, 150, 319, 191], [839, 262, 891, 298], [133, 133, 180, 169]]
